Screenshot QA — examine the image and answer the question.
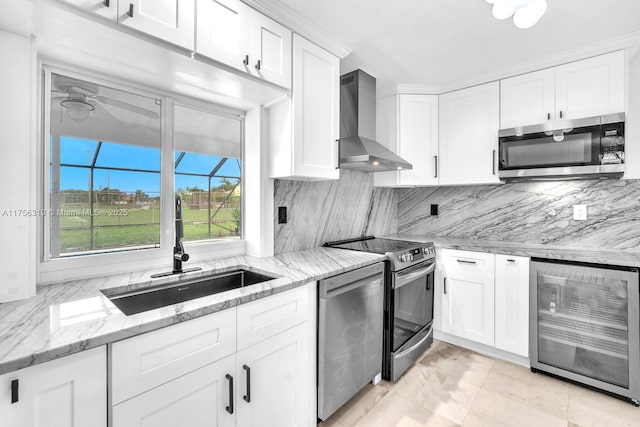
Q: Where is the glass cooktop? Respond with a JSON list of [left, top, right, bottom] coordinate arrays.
[[325, 237, 422, 255]]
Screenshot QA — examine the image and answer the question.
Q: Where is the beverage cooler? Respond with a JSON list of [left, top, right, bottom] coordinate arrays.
[[529, 258, 640, 406]]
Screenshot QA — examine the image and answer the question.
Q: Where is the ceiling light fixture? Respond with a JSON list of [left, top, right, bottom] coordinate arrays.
[[60, 93, 95, 122], [486, 0, 547, 29]]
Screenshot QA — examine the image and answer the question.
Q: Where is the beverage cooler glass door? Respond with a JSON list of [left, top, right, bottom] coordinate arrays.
[[530, 260, 639, 392]]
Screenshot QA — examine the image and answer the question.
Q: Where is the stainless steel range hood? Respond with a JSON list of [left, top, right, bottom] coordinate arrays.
[[339, 70, 412, 172]]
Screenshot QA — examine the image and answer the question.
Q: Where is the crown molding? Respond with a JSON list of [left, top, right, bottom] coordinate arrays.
[[242, 0, 352, 58], [439, 30, 640, 94]]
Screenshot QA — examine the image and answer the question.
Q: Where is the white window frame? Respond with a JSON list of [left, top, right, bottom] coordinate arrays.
[[39, 64, 245, 285]]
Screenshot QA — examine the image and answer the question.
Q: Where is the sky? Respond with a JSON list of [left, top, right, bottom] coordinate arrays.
[[58, 137, 241, 194]]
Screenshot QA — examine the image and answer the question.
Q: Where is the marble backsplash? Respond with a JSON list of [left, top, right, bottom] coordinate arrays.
[[274, 170, 398, 254], [398, 179, 640, 250]]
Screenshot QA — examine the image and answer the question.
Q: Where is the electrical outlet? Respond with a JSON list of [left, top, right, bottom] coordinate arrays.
[[278, 206, 287, 224], [573, 205, 587, 221], [430, 204, 438, 216]]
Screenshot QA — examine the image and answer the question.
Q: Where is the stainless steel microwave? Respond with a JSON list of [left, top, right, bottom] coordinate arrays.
[[498, 113, 625, 181]]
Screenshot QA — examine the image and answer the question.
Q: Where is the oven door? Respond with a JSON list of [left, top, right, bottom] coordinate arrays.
[[388, 260, 435, 380]]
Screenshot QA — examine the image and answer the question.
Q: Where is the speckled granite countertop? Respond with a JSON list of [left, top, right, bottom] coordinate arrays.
[[0, 248, 385, 375], [386, 234, 640, 267]]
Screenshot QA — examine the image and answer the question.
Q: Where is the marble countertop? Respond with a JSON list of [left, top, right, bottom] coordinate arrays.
[[386, 234, 640, 267], [0, 247, 385, 375]]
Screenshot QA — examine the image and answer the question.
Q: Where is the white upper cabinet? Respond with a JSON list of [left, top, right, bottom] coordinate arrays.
[[501, 51, 625, 128], [500, 68, 555, 128], [196, 0, 291, 88], [118, 0, 195, 50], [58, 0, 117, 20], [249, 12, 291, 88], [196, 0, 251, 72], [494, 254, 530, 357], [555, 50, 625, 120], [375, 94, 439, 187], [0, 347, 106, 427], [268, 34, 339, 180], [439, 82, 500, 185]]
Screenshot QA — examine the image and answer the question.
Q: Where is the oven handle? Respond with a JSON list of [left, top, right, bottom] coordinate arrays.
[[394, 263, 435, 290]]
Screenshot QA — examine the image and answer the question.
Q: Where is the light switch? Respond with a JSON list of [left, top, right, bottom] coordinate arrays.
[[573, 205, 587, 221]]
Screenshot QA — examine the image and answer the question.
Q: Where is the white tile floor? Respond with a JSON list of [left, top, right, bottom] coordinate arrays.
[[319, 340, 640, 427]]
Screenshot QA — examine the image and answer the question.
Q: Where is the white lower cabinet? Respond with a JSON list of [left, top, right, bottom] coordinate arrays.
[[441, 249, 495, 346], [439, 249, 530, 358], [494, 254, 530, 357], [112, 354, 236, 427], [236, 322, 309, 427], [0, 346, 106, 427], [111, 283, 316, 427]]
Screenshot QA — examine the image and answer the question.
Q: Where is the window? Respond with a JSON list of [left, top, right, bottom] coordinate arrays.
[[44, 70, 245, 269], [48, 72, 162, 258], [174, 104, 242, 242]]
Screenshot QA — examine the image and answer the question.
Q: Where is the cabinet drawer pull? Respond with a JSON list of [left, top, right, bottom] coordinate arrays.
[[443, 278, 447, 294], [11, 379, 18, 404], [434, 155, 438, 178], [103, 0, 109, 7], [243, 365, 251, 403], [335, 139, 340, 169], [507, 259, 516, 263], [255, 60, 261, 71], [127, 3, 133, 18], [457, 259, 477, 265], [225, 374, 234, 414], [243, 55, 249, 66]]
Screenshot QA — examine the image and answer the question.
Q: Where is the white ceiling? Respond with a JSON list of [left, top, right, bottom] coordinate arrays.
[[277, 0, 640, 91]]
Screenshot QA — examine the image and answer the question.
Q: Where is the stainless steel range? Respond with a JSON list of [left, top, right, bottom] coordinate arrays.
[[324, 236, 436, 381]]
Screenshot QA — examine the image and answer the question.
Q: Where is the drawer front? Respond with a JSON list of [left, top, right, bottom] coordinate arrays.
[[441, 249, 495, 281], [111, 308, 236, 405], [236, 284, 310, 350]]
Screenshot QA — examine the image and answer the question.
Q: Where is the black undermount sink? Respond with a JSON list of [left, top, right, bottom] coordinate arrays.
[[102, 269, 278, 316]]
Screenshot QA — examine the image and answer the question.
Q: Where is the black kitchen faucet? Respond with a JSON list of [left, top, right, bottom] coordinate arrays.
[[151, 195, 201, 278]]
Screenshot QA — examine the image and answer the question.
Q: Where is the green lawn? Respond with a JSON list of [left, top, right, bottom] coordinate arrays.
[[57, 204, 240, 253]]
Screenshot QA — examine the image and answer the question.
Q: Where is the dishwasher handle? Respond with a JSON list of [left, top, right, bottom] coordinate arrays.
[[324, 273, 383, 299], [319, 262, 384, 299]]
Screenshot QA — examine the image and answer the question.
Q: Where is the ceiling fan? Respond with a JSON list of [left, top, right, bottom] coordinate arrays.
[[52, 75, 160, 123]]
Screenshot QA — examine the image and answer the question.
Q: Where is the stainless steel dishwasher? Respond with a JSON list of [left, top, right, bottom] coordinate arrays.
[[317, 262, 384, 421]]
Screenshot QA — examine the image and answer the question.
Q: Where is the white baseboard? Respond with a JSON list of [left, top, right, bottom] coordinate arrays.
[[434, 330, 530, 368]]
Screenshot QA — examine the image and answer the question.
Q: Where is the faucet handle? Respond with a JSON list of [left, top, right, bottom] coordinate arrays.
[[175, 253, 189, 262]]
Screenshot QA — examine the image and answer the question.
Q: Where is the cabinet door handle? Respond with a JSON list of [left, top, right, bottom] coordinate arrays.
[[11, 379, 18, 404], [225, 374, 234, 414], [457, 259, 476, 265], [492, 150, 496, 175], [434, 155, 438, 178], [255, 60, 261, 71], [243, 55, 249, 66], [243, 365, 251, 403], [103, 0, 109, 7], [335, 139, 340, 169], [559, 110, 563, 119], [443, 278, 447, 295], [127, 3, 134, 18], [547, 112, 551, 120], [507, 259, 516, 263]]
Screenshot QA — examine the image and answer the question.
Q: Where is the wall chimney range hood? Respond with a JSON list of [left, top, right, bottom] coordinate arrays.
[[339, 70, 412, 172]]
